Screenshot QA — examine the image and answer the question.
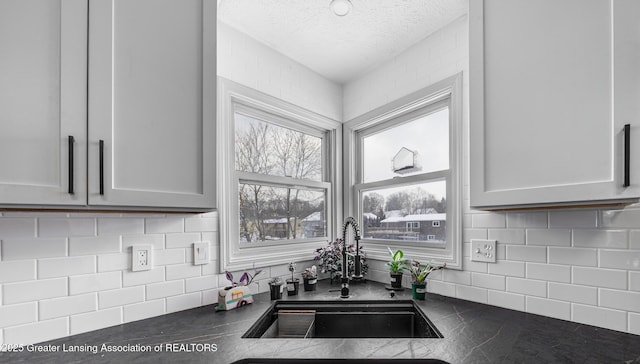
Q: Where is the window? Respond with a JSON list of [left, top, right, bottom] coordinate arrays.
[[219, 79, 340, 271], [344, 74, 462, 269]]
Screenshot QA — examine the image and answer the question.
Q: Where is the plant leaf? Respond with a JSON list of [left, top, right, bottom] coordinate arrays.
[[225, 271, 233, 283], [239, 272, 249, 284]]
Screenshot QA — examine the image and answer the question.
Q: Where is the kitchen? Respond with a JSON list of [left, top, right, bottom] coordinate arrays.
[[1, 0, 639, 363]]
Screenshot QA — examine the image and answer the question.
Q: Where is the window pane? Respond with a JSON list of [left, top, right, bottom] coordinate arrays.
[[235, 112, 322, 181], [361, 180, 446, 243], [239, 183, 326, 243], [363, 108, 449, 183]]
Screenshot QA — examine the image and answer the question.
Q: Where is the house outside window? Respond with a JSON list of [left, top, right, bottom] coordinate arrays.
[[343, 74, 463, 269]]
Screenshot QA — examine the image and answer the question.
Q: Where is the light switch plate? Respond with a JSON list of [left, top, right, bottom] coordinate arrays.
[[470, 239, 497, 263], [193, 241, 210, 265], [132, 244, 153, 271]]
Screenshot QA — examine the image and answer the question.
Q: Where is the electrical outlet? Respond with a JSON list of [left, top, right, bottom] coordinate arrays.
[[132, 244, 153, 271], [470, 239, 497, 263], [193, 241, 210, 265]]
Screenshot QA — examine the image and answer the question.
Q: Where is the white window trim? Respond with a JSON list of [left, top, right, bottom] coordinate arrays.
[[218, 77, 342, 272], [343, 73, 463, 269]]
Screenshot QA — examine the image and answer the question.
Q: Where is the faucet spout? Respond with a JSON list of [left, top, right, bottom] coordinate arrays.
[[340, 217, 363, 298]]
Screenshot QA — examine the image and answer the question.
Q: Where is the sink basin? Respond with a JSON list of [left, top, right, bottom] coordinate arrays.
[[232, 360, 449, 364], [242, 300, 442, 339]]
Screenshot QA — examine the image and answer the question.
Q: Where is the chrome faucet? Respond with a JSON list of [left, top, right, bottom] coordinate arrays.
[[340, 217, 363, 298]]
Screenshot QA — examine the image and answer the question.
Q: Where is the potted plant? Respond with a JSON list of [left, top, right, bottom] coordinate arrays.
[[406, 260, 446, 300], [302, 265, 317, 291], [268, 277, 284, 300], [313, 239, 368, 283], [286, 262, 300, 296], [217, 265, 263, 310], [386, 247, 408, 289]]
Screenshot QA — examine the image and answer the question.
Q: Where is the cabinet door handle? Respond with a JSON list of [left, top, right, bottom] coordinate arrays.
[[624, 124, 631, 187], [68, 135, 75, 195], [99, 140, 105, 195]]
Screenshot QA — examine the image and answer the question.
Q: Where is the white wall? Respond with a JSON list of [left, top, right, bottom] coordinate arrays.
[[217, 22, 343, 122], [345, 15, 640, 336]]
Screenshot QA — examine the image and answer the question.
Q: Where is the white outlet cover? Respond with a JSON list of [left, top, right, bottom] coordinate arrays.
[[193, 241, 210, 265], [470, 239, 497, 263], [132, 244, 153, 271]]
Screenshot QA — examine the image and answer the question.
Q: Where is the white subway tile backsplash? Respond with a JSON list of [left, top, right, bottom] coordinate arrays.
[[472, 213, 505, 228], [526, 297, 570, 321], [99, 287, 144, 309], [39, 293, 97, 320], [572, 266, 627, 290], [202, 289, 218, 305], [548, 247, 597, 266], [166, 263, 201, 280], [630, 313, 640, 335], [572, 229, 627, 249], [506, 277, 546, 297], [38, 218, 95, 237], [145, 218, 184, 234], [147, 280, 184, 300], [631, 272, 640, 292], [122, 268, 165, 287], [122, 234, 164, 251], [526, 263, 570, 283], [456, 285, 487, 304], [98, 218, 145, 236], [70, 272, 121, 295], [97, 253, 129, 272], [443, 270, 471, 285], [463, 228, 488, 242], [1, 238, 67, 261], [572, 303, 627, 332], [488, 229, 525, 245], [185, 217, 217, 232], [123, 299, 165, 323], [3, 318, 68, 345], [548, 283, 596, 305], [154, 249, 185, 266], [185, 275, 218, 293], [0, 218, 36, 239], [3, 278, 67, 305], [548, 210, 597, 229], [165, 233, 201, 249], [427, 280, 456, 297], [0, 303, 37, 328], [487, 260, 525, 277], [599, 289, 640, 313], [630, 230, 640, 250], [70, 308, 122, 335], [70, 236, 120, 256], [471, 273, 505, 290], [166, 292, 201, 313], [599, 250, 640, 271], [600, 208, 640, 228], [462, 258, 488, 273], [38, 256, 96, 279], [506, 212, 547, 228], [506, 245, 547, 263], [487, 290, 525, 311], [526, 229, 571, 247], [0, 260, 36, 283]]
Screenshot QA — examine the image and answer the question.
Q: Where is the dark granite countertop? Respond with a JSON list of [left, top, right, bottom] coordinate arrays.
[[1, 280, 639, 364]]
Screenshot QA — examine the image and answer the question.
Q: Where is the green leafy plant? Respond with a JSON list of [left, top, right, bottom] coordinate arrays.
[[302, 265, 317, 279], [386, 247, 408, 274], [313, 239, 368, 281], [406, 259, 446, 283]]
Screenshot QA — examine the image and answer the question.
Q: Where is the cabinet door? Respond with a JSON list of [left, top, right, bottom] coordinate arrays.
[[88, 0, 215, 209], [470, 0, 640, 208], [0, 0, 87, 206]]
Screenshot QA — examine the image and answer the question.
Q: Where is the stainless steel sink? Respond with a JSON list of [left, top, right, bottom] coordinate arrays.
[[242, 300, 443, 339]]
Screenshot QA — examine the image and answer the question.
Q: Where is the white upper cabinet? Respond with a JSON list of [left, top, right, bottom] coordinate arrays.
[[470, 0, 640, 208], [88, 0, 216, 209], [0, 0, 88, 206]]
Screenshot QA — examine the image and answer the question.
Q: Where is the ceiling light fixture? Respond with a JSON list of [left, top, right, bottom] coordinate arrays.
[[330, 0, 352, 16]]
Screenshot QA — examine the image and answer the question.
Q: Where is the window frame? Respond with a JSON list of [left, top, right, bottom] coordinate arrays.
[[218, 78, 342, 272], [343, 73, 463, 269]]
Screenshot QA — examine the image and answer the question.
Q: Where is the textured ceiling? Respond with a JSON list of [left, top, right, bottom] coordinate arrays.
[[218, 0, 467, 84]]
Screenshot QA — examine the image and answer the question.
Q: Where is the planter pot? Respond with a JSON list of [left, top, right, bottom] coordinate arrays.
[[303, 277, 317, 291], [216, 286, 254, 311], [390, 272, 403, 289], [412, 282, 427, 300], [269, 283, 283, 300], [286, 278, 300, 296]]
